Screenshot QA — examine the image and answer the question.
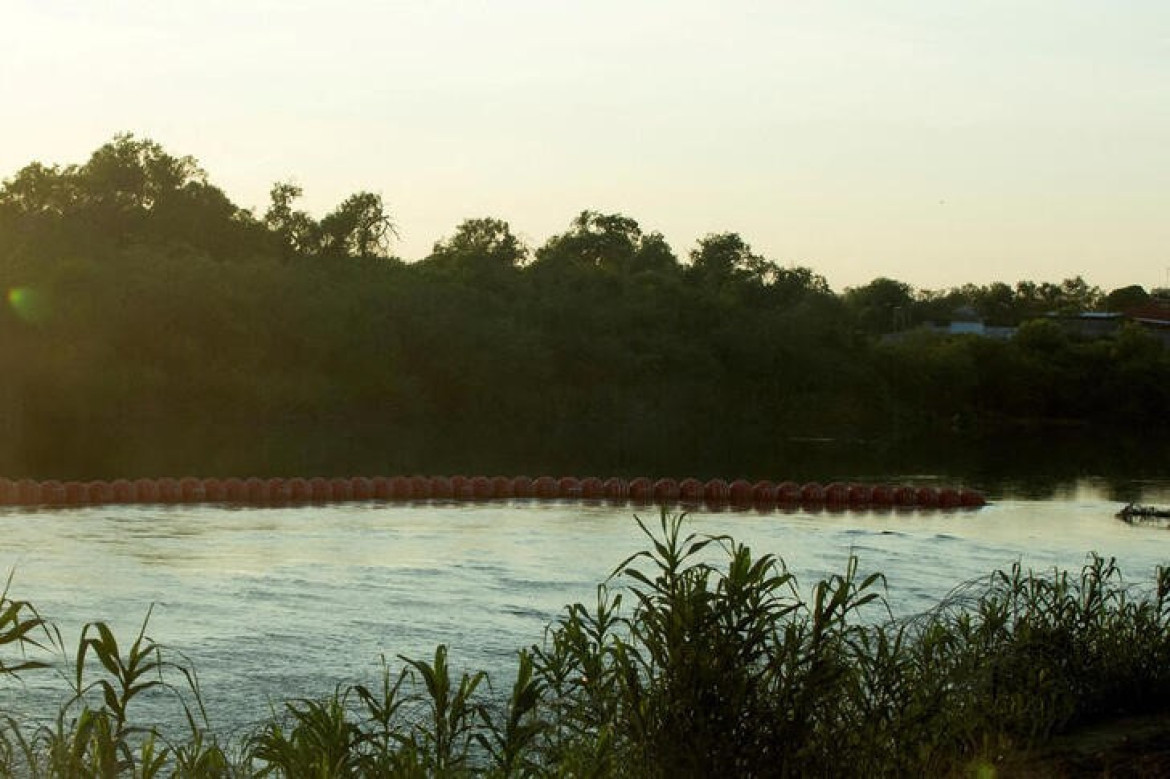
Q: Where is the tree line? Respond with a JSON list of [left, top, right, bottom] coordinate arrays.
[[1, 135, 1167, 480]]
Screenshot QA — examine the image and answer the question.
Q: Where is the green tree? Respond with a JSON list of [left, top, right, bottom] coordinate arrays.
[[264, 181, 321, 259], [427, 217, 527, 271], [1103, 284, 1150, 312], [533, 210, 678, 276], [79, 134, 203, 210], [318, 191, 397, 260], [687, 232, 763, 284], [845, 277, 916, 334], [0, 133, 266, 262]]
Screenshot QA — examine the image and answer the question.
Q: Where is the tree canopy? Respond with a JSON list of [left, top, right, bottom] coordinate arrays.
[[1, 137, 1166, 480]]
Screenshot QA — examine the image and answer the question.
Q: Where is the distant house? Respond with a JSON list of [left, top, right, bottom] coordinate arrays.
[[881, 306, 1016, 343], [947, 305, 984, 335], [934, 306, 1016, 339], [1054, 311, 1125, 339], [887, 302, 1169, 347], [1049, 303, 1170, 347], [1123, 302, 1170, 347]]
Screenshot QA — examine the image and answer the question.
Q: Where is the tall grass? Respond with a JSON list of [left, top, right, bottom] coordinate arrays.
[[2, 511, 1168, 777]]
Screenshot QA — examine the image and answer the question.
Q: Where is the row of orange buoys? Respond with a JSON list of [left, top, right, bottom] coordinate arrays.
[[0, 475, 986, 509]]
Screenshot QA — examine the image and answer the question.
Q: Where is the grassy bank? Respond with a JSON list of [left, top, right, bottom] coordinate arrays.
[[2, 512, 1168, 777]]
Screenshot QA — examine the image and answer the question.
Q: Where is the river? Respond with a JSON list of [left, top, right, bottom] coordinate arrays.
[[2, 477, 1168, 740]]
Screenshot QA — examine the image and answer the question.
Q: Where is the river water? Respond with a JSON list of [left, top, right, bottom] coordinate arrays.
[[2, 478, 1168, 740]]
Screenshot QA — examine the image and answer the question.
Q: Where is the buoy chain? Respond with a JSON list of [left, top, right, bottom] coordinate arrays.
[[0, 476, 986, 509]]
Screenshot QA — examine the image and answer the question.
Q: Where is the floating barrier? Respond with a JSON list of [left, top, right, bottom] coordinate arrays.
[[751, 480, 776, 504], [628, 477, 653, 503], [704, 479, 729, 503], [653, 478, 679, 503], [0, 475, 987, 510], [603, 477, 627, 501], [580, 477, 605, 500], [729, 479, 754, 506]]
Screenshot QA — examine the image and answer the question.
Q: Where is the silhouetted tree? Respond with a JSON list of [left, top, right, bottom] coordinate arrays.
[[845, 277, 916, 333], [533, 211, 678, 276], [318, 191, 396, 259], [427, 217, 527, 272]]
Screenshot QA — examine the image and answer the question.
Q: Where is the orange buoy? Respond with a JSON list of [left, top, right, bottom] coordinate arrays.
[[847, 483, 871, 504], [287, 477, 311, 502], [471, 476, 493, 500], [510, 475, 532, 498], [450, 475, 472, 500], [800, 483, 826, 503], [219, 477, 242, 500], [915, 486, 939, 507], [386, 476, 411, 500], [86, 480, 113, 504], [775, 481, 801, 502], [224, 477, 249, 501], [938, 488, 961, 508], [628, 477, 653, 502], [134, 478, 159, 503], [328, 477, 353, 501], [751, 480, 777, 504], [825, 483, 850, 504], [427, 476, 450, 500], [242, 477, 266, 503], [267, 477, 291, 503], [111, 479, 135, 503], [532, 476, 557, 499], [653, 478, 679, 503], [870, 484, 896, 506], [350, 477, 373, 501], [222, 477, 248, 502], [156, 478, 180, 503], [491, 476, 513, 499], [370, 476, 392, 500], [201, 478, 226, 502], [63, 481, 87, 505], [16, 479, 40, 505], [959, 489, 985, 507], [729, 479, 753, 506], [557, 476, 581, 499], [409, 476, 431, 500], [678, 478, 704, 502], [381, 472, 404, 498], [704, 479, 730, 503], [40, 480, 65, 505], [894, 486, 918, 506], [580, 477, 605, 500], [179, 477, 205, 502], [603, 477, 628, 502]]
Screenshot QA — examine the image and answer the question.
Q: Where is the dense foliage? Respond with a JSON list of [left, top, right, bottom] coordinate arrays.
[[2, 136, 1168, 481], [2, 512, 1168, 776]]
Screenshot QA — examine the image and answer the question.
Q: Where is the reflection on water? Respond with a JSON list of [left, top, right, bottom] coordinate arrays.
[[1, 478, 1168, 737]]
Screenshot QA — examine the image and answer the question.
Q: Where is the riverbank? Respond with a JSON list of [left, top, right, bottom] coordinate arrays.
[[994, 712, 1170, 778]]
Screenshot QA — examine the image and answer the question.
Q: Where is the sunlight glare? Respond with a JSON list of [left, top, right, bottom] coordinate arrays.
[[7, 286, 48, 324]]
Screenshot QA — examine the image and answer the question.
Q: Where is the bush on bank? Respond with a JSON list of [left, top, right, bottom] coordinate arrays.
[[1, 512, 1168, 777]]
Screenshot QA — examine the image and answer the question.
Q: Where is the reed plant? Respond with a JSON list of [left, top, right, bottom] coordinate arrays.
[[1, 512, 1167, 777], [0, 599, 232, 778]]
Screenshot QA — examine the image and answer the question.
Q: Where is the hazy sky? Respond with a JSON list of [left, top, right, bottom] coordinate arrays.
[[3, 1, 1168, 291]]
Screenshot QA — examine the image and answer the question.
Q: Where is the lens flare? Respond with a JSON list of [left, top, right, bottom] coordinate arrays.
[[7, 286, 48, 324]]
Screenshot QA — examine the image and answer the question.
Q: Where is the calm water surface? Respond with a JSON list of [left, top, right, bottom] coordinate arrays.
[[2, 478, 1168, 738]]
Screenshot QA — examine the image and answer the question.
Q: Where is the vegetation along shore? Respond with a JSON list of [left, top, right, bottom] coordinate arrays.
[[2, 136, 1169, 483]]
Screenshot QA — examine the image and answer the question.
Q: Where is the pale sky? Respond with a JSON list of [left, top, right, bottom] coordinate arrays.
[[2, 1, 1168, 292]]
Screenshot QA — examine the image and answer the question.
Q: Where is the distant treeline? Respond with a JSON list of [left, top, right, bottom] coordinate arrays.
[[1, 135, 1167, 480]]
